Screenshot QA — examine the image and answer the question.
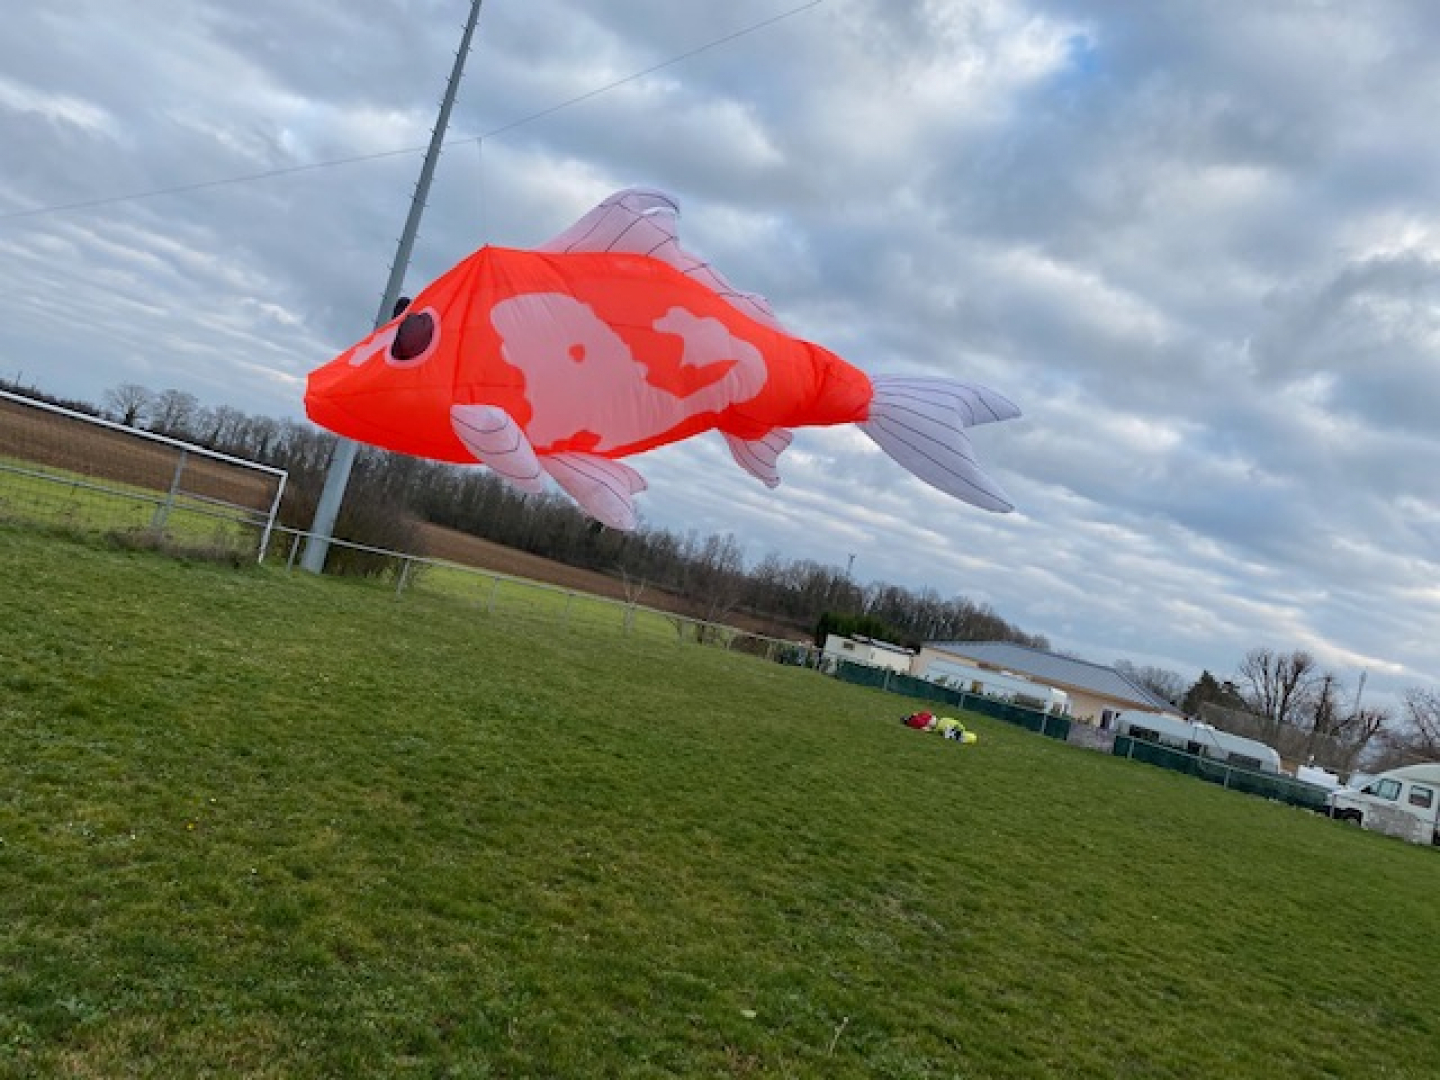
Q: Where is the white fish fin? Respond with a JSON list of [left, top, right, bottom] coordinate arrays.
[[723, 429, 793, 489], [537, 186, 786, 332], [537, 187, 681, 254], [451, 404, 546, 493], [859, 376, 1020, 512], [543, 453, 647, 531]]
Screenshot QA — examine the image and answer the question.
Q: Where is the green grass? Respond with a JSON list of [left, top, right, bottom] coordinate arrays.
[[1, 525, 1436, 1078], [0, 461, 262, 553], [408, 562, 694, 647]]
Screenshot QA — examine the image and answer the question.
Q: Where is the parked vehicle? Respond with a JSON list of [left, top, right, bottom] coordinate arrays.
[[1114, 712, 1282, 774], [1296, 764, 1342, 790], [1326, 763, 1440, 846]]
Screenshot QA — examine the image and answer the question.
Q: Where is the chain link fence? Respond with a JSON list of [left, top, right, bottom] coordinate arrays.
[[0, 390, 286, 560], [1198, 702, 1380, 775]]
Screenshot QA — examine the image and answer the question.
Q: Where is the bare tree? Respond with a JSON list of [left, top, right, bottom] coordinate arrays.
[[687, 533, 749, 630], [101, 383, 152, 426], [1115, 660, 1186, 705], [618, 567, 646, 635], [1301, 674, 1388, 771], [1403, 689, 1440, 749], [1236, 647, 1321, 737], [200, 404, 247, 451], [149, 388, 200, 437], [1371, 690, 1440, 769]]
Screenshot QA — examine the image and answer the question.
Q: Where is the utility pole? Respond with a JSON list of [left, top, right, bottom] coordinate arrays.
[[301, 0, 486, 573], [1351, 670, 1367, 716]]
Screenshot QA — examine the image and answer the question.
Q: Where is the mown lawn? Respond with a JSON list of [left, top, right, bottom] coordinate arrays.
[[0, 459, 263, 554], [1, 525, 1436, 1078]]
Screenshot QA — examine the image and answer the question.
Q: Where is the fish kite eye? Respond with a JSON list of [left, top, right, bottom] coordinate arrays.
[[389, 309, 437, 366]]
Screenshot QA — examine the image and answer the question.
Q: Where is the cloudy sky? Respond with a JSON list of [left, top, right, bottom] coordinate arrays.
[[3, 0, 1438, 708]]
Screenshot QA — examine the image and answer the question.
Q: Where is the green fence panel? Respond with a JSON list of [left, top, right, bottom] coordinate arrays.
[[832, 660, 1071, 742], [1113, 735, 1330, 811]]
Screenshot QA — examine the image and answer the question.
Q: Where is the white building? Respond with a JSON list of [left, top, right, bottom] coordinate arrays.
[[821, 634, 914, 674]]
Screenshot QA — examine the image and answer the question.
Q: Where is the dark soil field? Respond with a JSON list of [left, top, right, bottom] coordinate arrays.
[[0, 396, 279, 511]]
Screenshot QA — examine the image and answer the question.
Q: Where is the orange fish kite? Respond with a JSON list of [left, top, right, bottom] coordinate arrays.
[[305, 187, 1020, 530]]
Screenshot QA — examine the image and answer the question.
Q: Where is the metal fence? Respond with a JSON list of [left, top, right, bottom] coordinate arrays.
[[0, 390, 287, 560], [830, 658, 1073, 741], [1113, 734, 1332, 812], [264, 521, 826, 661], [1196, 702, 1364, 773]]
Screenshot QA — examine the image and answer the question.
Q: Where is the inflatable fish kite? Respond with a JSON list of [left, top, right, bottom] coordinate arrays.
[[305, 187, 1020, 530]]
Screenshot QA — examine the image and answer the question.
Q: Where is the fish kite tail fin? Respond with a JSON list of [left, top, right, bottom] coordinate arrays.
[[858, 375, 1020, 513]]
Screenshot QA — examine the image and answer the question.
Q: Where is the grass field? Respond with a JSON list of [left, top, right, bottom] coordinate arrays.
[[0, 458, 265, 556], [2, 525, 1437, 1078]]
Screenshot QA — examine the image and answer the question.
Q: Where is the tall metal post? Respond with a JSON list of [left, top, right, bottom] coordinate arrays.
[[301, 0, 485, 573]]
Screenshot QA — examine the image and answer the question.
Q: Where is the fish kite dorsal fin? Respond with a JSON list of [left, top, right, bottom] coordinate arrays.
[[537, 186, 681, 256], [538, 186, 786, 332]]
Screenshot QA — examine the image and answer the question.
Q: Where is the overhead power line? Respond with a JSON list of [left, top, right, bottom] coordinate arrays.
[[0, 0, 826, 224]]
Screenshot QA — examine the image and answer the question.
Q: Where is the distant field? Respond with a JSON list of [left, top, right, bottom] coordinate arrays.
[[416, 522, 805, 640], [1, 395, 279, 560], [2, 525, 1437, 1078], [0, 396, 275, 510]]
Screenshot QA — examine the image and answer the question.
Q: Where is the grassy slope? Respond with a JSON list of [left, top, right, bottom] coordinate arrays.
[[1, 526, 1436, 1079]]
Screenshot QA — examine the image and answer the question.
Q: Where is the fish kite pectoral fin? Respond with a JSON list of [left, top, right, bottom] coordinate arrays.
[[724, 429, 793, 489], [451, 404, 547, 494], [543, 453, 647, 531], [859, 375, 1020, 512]]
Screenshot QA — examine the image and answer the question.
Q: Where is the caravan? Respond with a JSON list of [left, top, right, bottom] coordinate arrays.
[[1326, 763, 1440, 846], [1114, 713, 1282, 774], [916, 657, 1071, 716]]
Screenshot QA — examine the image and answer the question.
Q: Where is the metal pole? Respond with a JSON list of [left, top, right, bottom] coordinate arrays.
[[257, 470, 287, 564], [152, 449, 188, 531], [301, 0, 486, 573]]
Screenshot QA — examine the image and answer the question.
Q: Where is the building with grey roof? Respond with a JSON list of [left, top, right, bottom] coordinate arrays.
[[914, 641, 1183, 727]]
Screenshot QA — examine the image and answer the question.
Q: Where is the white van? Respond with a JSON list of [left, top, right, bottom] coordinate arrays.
[[1327, 763, 1440, 846]]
